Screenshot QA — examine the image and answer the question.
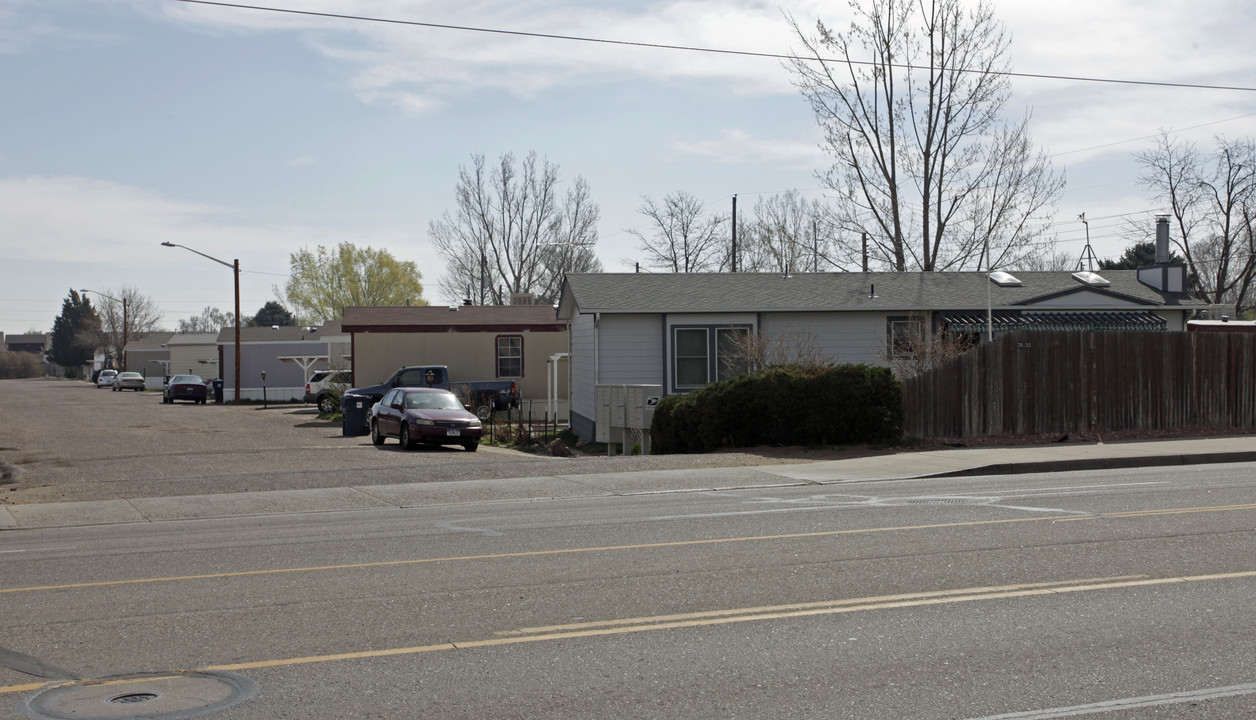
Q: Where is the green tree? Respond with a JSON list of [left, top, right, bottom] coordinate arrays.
[[249, 301, 296, 327], [48, 290, 100, 374], [284, 242, 425, 323], [1099, 241, 1184, 270]]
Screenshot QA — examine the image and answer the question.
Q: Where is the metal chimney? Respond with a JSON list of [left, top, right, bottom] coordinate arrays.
[[1155, 214, 1170, 263]]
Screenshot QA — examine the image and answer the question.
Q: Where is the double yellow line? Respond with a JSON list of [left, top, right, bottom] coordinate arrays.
[[6, 570, 1256, 696]]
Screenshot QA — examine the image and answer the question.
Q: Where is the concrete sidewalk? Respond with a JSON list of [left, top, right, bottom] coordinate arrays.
[[2, 436, 1253, 530]]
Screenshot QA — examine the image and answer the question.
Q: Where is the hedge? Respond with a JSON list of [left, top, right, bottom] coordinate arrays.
[[650, 364, 902, 454]]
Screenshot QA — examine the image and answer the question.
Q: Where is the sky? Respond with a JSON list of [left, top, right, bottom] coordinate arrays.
[[3, 0, 1256, 333]]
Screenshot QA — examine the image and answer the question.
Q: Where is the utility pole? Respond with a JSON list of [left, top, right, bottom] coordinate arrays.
[[861, 232, 869, 272], [731, 194, 738, 273]]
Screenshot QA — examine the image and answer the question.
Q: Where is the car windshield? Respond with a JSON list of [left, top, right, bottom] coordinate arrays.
[[403, 392, 462, 411]]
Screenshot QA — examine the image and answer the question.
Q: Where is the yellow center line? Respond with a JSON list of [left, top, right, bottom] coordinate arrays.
[[4, 502, 1256, 595], [6, 570, 1254, 695]]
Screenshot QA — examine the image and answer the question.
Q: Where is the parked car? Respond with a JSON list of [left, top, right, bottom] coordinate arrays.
[[111, 372, 146, 391], [342, 365, 518, 433], [96, 369, 118, 388], [304, 370, 352, 415], [369, 387, 483, 452], [164, 374, 208, 404]]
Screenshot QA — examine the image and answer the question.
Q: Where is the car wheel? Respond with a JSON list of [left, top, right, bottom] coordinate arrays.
[[463, 441, 478, 452], [371, 420, 385, 446], [475, 405, 491, 421], [318, 394, 337, 415], [399, 423, 413, 450]]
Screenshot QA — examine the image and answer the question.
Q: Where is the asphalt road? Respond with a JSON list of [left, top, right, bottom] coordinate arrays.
[[0, 379, 818, 505], [3, 457, 1256, 718]]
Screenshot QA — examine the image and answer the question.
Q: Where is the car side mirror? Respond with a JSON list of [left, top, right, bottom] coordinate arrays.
[[391, 402, 403, 410], [464, 404, 473, 412]]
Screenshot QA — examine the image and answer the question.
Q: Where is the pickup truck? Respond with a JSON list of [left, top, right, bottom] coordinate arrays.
[[340, 365, 519, 433]]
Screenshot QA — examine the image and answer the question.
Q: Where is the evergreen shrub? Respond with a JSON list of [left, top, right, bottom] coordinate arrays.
[[650, 364, 902, 454]]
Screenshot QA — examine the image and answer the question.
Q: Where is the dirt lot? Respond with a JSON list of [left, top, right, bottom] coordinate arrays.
[[0, 378, 848, 505]]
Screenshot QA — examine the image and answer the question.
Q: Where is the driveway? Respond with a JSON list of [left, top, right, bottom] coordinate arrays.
[[0, 379, 818, 505]]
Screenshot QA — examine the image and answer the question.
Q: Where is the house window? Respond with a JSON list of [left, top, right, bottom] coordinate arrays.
[[672, 325, 754, 390], [716, 327, 751, 381], [496, 335, 523, 378], [674, 328, 709, 387], [888, 316, 925, 358]]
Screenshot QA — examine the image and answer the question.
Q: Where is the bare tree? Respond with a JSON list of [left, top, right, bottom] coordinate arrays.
[[721, 327, 832, 372], [178, 307, 233, 334], [1136, 133, 1256, 314], [880, 312, 974, 380], [430, 152, 602, 305], [738, 191, 841, 274], [787, 0, 1063, 273], [628, 191, 727, 273], [89, 285, 162, 366]]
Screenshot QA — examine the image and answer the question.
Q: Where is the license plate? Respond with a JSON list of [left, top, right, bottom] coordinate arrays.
[[446, 429, 461, 437]]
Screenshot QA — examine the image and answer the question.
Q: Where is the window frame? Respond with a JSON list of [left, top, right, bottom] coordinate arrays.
[[887, 315, 925, 359], [496, 334, 523, 378], [672, 327, 710, 390], [670, 324, 754, 392]]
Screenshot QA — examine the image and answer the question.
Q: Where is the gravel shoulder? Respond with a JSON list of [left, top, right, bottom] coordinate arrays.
[[6, 377, 1250, 506]]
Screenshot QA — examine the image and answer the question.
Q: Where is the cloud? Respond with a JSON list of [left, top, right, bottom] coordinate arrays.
[[672, 129, 823, 168], [161, 0, 829, 112]]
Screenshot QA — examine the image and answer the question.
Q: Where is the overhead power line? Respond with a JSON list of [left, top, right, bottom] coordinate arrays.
[[174, 0, 1256, 94]]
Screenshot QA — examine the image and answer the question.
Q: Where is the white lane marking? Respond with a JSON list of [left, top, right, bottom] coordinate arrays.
[[966, 682, 1256, 719], [435, 521, 503, 537], [0, 547, 77, 554]]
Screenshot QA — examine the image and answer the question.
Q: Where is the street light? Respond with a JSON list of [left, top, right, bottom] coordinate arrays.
[[80, 288, 127, 371], [161, 242, 241, 404]]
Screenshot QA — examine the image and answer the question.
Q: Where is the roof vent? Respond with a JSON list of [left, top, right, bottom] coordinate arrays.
[[1072, 271, 1110, 287], [988, 271, 1022, 287]]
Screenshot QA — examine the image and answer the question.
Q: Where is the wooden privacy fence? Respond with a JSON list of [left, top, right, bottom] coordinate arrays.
[[902, 330, 1256, 439]]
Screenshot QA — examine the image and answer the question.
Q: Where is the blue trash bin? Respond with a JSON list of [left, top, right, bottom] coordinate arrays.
[[341, 395, 372, 436]]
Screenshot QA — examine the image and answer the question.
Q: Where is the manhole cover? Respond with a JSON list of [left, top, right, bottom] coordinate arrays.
[[109, 693, 158, 704], [21, 671, 255, 720]]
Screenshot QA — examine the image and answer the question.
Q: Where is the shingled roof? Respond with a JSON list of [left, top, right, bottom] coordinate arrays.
[[341, 304, 563, 332], [558, 270, 1203, 316]]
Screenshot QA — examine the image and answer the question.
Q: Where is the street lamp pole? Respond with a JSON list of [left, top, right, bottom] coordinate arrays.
[[81, 289, 128, 371], [161, 242, 241, 403]]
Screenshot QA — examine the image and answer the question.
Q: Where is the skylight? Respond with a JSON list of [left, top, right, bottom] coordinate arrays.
[[988, 271, 1022, 287], [1072, 271, 1110, 287]]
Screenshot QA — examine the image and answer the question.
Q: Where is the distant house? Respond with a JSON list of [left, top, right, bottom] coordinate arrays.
[[123, 332, 175, 383], [168, 332, 221, 381], [341, 304, 568, 406], [216, 322, 349, 402], [555, 268, 1207, 442], [4, 333, 50, 355]]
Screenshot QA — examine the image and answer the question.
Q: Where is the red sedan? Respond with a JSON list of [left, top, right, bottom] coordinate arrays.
[[370, 387, 483, 451]]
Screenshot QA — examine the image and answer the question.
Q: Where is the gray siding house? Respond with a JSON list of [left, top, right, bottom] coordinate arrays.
[[216, 322, 349, 402], [555, 269, 1205, 442]]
